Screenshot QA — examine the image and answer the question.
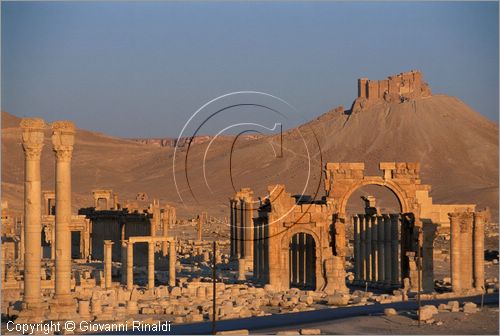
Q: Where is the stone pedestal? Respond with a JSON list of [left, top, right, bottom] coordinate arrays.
[[323, 256, 348, 294], [127, 300, 138, 315], [19, 118, 45, 322], [238, 258, 246, 281], [91, 299, 102, 316], [52, 121, 77, 314], [78, 300, 92, 321]]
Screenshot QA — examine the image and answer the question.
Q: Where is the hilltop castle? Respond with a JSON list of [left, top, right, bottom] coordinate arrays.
[[352, 70, 432, 113]]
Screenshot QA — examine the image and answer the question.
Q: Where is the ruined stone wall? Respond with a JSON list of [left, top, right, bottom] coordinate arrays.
[[88, 211, 151, 262], [358, 70, 429, 101], [353, 70, 432, 113]]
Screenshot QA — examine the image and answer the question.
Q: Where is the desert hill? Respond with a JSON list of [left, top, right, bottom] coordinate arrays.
[[1, 91, 498, 220]]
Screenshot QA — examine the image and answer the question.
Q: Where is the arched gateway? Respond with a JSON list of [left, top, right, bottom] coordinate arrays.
[[236, 161, 475, 292]]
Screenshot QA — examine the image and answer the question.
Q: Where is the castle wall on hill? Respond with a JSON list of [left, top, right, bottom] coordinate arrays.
[[358, 70, 426, 101]]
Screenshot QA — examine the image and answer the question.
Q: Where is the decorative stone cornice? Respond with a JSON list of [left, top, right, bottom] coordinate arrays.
[[51, 120, 75, 162], [20, 118, 45, 160]]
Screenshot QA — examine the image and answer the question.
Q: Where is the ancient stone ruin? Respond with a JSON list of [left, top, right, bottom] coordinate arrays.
[[0, 116, 496, 333]]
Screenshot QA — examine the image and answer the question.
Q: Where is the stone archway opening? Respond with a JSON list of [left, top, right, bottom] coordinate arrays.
[[344, 184, 404, 288], [289, 232, 316, 290]]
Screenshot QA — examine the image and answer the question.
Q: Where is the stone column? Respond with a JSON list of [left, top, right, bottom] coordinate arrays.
[[449, 212, 461, 292], [377, 216, 385, 285], [365, 215, 372, 284], [104, 240, 113, 289], [51, 228, 56, 260], [358, 215, 366, 283], [52, 121, 75, 306], [162, 208, 170, 256], [120, 241, 127, 285], [353, 215, 361, 283], [148, 241, 155, 289], [383, 215, 392, 287], [422, 222, 437, 292], [20, 118, 45, 312], [169, 240, 176, 287], [390, 214, 400, 285], [127, 242, 134, 290], [460, 212, 474, 290], [371, 215, 378, 283], [243, 200, 254, 267], [473, 211, 486, 291]]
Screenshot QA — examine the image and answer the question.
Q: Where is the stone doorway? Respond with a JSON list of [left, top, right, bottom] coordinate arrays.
[[71, 231, 81, 259], [289, 232, 316, 290]]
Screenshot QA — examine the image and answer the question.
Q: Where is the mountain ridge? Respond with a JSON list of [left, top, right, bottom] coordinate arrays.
[[2, 91, 498, 220]]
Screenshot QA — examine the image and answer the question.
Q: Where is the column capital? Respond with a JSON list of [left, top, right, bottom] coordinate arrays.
[[21, 118, 45, 160], [51, 121, 75, 161], [104, 240, 114, 246]]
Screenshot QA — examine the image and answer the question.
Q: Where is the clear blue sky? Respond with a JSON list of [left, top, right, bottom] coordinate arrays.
[[2, 1, 498, 137]]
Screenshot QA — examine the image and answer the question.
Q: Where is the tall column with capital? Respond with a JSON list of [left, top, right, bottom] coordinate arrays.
[[21, 118, 45, 313], [52, 121, 75, 305], [104, 240, 114, 289]]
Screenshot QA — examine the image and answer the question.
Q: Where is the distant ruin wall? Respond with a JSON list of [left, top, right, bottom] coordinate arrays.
[[353, 70, 432, 113]]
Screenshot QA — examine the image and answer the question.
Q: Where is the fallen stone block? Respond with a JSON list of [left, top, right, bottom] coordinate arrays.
[[326, 293, 350, 306], [384, 308, 397, 316], [463, 302, 477, 314], [418, 305, 438, 321], [299, 329, 321, 335], [447, 301, 460, 312]]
